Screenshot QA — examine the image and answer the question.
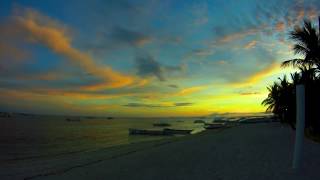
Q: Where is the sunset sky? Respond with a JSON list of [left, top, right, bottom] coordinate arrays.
[[0, 0, 319, 117]]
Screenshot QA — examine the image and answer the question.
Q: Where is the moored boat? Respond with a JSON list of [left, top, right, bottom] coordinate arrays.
[[128, 128, 170, 136], [153, 123, 171, 127], [204, 122, 226, 129], [194, 119, 205, 123], [163, 128, 192, 135]]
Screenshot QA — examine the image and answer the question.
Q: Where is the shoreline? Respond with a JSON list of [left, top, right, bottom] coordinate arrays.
[[2, 119, 320, 180], [1, 123, 229, 180]]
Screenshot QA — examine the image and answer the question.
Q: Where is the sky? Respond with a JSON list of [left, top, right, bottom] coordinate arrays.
[[0, 0, 319, 117]]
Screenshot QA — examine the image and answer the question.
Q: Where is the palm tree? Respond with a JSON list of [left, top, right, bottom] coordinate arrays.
[[262, 75, 296, 129], [281, 17, 320, 71], [262, 82, 280, 114]]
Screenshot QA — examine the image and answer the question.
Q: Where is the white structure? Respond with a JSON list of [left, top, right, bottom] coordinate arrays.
[[293, 84, 305, 169]]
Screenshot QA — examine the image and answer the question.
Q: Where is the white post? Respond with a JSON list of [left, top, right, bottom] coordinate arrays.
[[292, 84, 305, 169]]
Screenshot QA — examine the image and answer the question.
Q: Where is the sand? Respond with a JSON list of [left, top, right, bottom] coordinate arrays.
[[2, 121, 320, 180]]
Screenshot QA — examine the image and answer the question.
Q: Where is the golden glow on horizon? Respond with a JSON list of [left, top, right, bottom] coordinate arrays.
[[0, 5, 307, 117]]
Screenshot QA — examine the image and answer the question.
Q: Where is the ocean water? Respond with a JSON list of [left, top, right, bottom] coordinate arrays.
[[0, 115, 207, 162], [0, 113, 269, 163]]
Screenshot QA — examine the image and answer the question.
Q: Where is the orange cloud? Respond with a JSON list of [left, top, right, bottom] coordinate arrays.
[[8, 8, 139, 89], [0, 87, 134, 101], [217, 27, 261, 44], [296, 9, 305, 22], [244, 40, 257, 49], [275, 21, 285, 32], [175, 86, 207, 96], [230, 62, 280, 87], [307, 8, 318, 19]]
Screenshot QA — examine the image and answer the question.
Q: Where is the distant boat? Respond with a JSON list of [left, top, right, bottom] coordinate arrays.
[[163, 128, 192, 135], [0, 112, 11, 118], [128, 128, 193, 136], [107, 117, 114, 120], [204, 123, 226, 129], [194, 119, 205, 123], [153, 122, 171, 127], [239, 117, 276, 124], [128, 128, 171, 136], [66, 117, 81, 122]]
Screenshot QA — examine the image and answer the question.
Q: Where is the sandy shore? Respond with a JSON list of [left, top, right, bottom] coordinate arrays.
[[2, 121, 320, 180]]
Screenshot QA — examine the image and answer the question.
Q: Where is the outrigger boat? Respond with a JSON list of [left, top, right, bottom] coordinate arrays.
[[163, 128, 192, 135], [153, 123, 171, 127], [129, 128, 193, 136], [204, 122, 226, 129], [129, 128, 170, 136]]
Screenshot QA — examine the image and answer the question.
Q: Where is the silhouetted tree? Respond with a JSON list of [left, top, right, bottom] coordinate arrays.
[[281, 19, 320, 71], [263, 17, 320, 140]]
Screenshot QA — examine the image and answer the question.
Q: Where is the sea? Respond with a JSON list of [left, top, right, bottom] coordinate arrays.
[[0, 113, 269, 162]]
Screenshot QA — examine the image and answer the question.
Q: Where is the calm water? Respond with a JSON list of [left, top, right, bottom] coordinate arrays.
[[0, 113, 268, 162], [0, 115, 207, 161]]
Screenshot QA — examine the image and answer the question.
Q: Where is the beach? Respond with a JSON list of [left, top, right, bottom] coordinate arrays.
[[2, 119, 320, 180]]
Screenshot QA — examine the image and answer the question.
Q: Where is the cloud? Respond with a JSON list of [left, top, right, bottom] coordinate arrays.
[[275, 21, 285, 32], [230, 62, 280, 87], [0, 42, 31, 61], [212, 26, 263, 46], [168, 84, 179, 88], [191, 49, 215, 57], [237, 91, 261, 96], [0, 86, 136, 101], [175, 86, 207, 96], [123, 102, 170, 108], [191, 2, 209, 25], [2, 8, 138, 90], [135, 54, 184, 81], [135, 54, 164, 81], [123, 102, 193, 108], [111, 26, 152, 46], [244, 40, 257, 49], [174, 102, 193, 106]]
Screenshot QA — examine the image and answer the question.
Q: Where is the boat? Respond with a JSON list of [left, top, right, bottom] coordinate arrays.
[[0, 112, 11, 118], [239, 117, 275, 124], [153, 122, 171, 127], [66, 117, 81, 122], [204, 122, 226, 129], [163, 128, 192, 135], [128, 128, 171, 136], [194, 119, 205, 123]]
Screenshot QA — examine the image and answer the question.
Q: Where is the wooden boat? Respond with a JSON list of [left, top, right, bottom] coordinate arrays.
[[163, 128, 192, 135], [128, 128, 170, 136], [204, 122, 226, 129], [194, 119, 205, 123], [153, 123, 171, 127], [66, 117, 81, 122], [239, 117, 274, 124]]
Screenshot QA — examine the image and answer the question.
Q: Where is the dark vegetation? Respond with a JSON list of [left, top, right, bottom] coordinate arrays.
[[262, 17, 320, 141]]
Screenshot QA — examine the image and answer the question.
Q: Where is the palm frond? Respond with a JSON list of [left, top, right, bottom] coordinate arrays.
[[281, 59, 304, 68]]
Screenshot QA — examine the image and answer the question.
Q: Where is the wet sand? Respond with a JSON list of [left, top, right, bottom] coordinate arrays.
[[2, 121, 320, 180]]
